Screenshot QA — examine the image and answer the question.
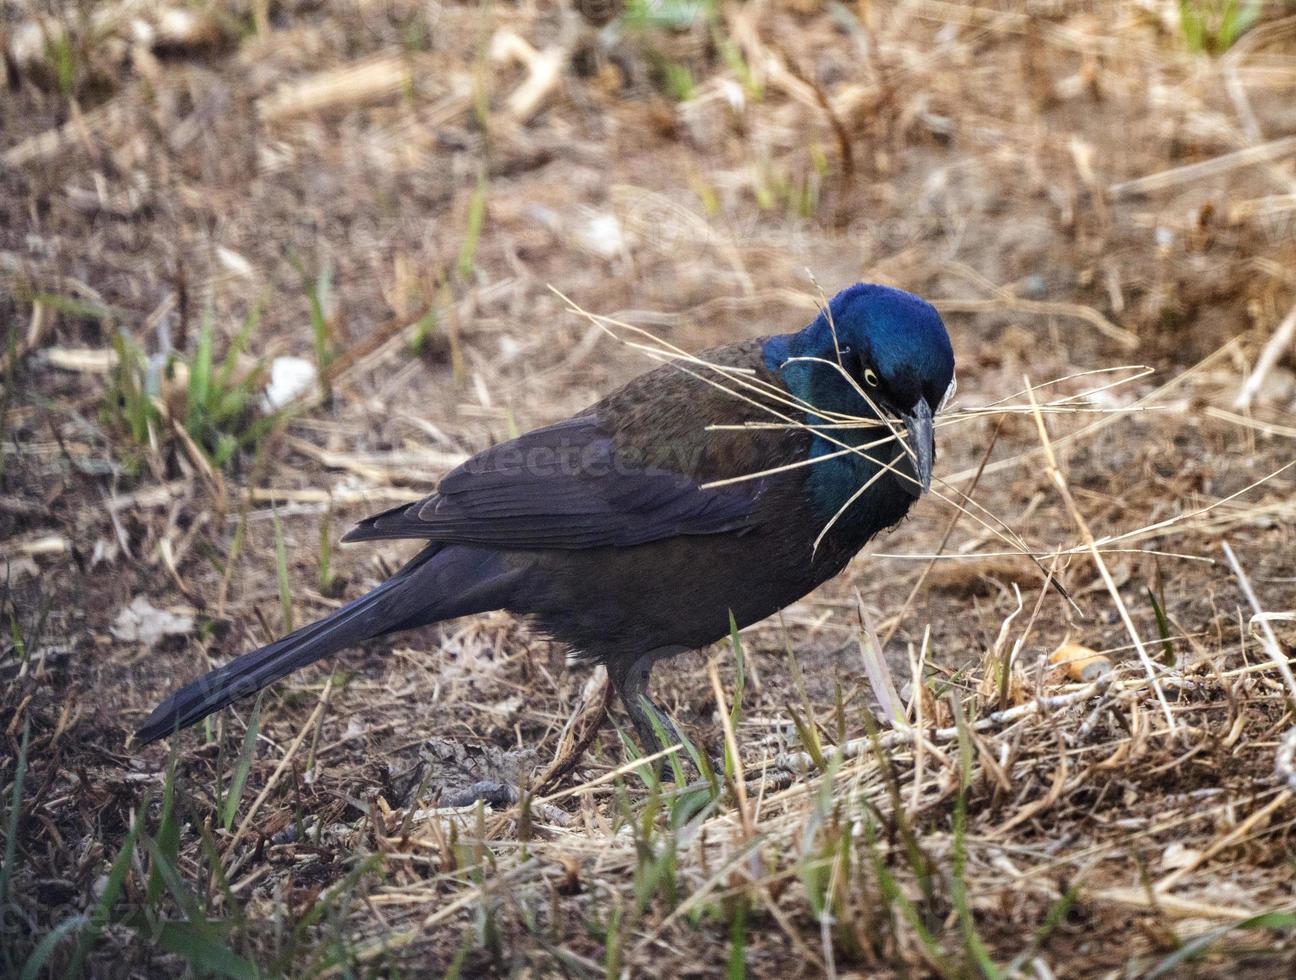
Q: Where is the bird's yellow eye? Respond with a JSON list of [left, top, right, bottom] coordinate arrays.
[[863, 368, 880, 387]]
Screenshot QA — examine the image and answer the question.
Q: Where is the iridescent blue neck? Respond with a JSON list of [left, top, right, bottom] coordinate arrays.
[[763, 332, 888, 522], [762, 324, 875, 428]]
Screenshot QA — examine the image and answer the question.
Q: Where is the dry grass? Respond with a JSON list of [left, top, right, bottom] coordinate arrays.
[[3, 0, 1296, 975]]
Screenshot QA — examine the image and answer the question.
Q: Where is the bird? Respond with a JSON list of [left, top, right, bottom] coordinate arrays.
[[135, 282, 956, 768]]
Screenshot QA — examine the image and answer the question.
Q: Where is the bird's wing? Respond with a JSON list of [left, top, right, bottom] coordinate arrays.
[[341, 415, 764, 549]]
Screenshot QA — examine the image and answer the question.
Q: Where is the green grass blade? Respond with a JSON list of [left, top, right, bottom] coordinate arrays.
[[143, 837, 205, 921], [194, 814, 241, 920], [270, 853, 383, 975], [644, 700, 688, 788], [188, 305, 216, 431], [146, 747, 181, 905], [318, 497, 336, 594], [727, 894, 748, 980], [441, 925, 473, 980], [457, 170, 488, 280], [1007, 885, 1078, 973], [1147, 586, 1175, 665], [859, 708, 938, 915], [216, 297, 264, 395], [157, 919, 261, 980], [952, 702, 1001, 979], [785, 704, 827, 772], [295, 256, 335, 402], [313, 267, 333, 362], [19, 915, 88, 980], [860, 810, 953, 977], [409, 304, 440, 356], [28, 291, 116, 322], [0, 719, 30, 915], [222, 694, 263, 832], [1147, 909, 1296, 978], [66, 801, 146, 976], [726, 612, 746, 780], [272, 503, 294, 633], [7, 609, 27, 667]]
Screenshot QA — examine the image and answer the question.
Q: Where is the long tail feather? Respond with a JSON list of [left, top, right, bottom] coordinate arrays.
[[134, 545, 514, 744]]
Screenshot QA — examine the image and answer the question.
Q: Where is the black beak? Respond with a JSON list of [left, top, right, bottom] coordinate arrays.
[[900, 400, 934, 497]]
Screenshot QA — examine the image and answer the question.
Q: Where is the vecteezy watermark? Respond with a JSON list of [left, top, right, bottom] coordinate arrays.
[[455, 435, 710, 482]]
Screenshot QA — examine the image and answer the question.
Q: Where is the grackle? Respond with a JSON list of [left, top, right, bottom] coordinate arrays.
[[136, 283, 956, 764]]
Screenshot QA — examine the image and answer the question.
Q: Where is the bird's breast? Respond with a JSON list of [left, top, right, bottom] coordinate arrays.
[[802, 447, 915, 549]]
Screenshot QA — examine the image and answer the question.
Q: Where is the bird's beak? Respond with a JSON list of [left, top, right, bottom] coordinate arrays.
[[900, 400, 934, 497]]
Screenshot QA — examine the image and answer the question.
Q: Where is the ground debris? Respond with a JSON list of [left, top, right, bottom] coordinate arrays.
[[109, 596, 195, 646]]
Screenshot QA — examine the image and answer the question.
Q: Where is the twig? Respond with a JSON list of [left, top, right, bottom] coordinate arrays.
[[489, 30, 565, 123], [533, 674, 612, 794], [776, 676, 1110, 773]]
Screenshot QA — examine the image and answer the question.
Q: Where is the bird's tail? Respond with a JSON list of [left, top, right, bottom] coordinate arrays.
[[134, 545, 515, 745]]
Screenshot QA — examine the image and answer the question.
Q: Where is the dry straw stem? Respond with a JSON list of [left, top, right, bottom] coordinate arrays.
[[932, 296, 1137, 349], [1234, 300, 1296, 410], [889, 374, 1296, 576], [708, 660, 753, 839], [42, 345, 118, 373], [284, 435, 467, 485], [170, 417, 228, 512], [1221, 540, 1296, 794], [1205, 405, 1296, 439], [1155, 788, 1292, 893], [942, 338, 1240, 485], [1023, 374, 1178, 733], [1, 96, 132, 168], [1084, 887, 1274, 923], [2, 534, 68, 560], [532, 670, 613, 794], [257, 54, 420, 122], [1108, 133, 1296, 198], [222, 673, 336, 858]]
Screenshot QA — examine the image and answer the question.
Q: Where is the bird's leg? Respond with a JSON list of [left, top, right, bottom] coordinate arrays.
[[607, 651, 685, 778]]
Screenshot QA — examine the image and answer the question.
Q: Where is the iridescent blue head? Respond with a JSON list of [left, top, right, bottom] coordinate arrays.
[[764, 283, 956, 497]]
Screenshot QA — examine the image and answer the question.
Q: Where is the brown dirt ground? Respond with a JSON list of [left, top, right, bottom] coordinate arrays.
[[3, 0, 1296, 976]]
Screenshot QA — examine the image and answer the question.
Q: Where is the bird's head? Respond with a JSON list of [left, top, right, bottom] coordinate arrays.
[[766, 283, 956, 495]]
